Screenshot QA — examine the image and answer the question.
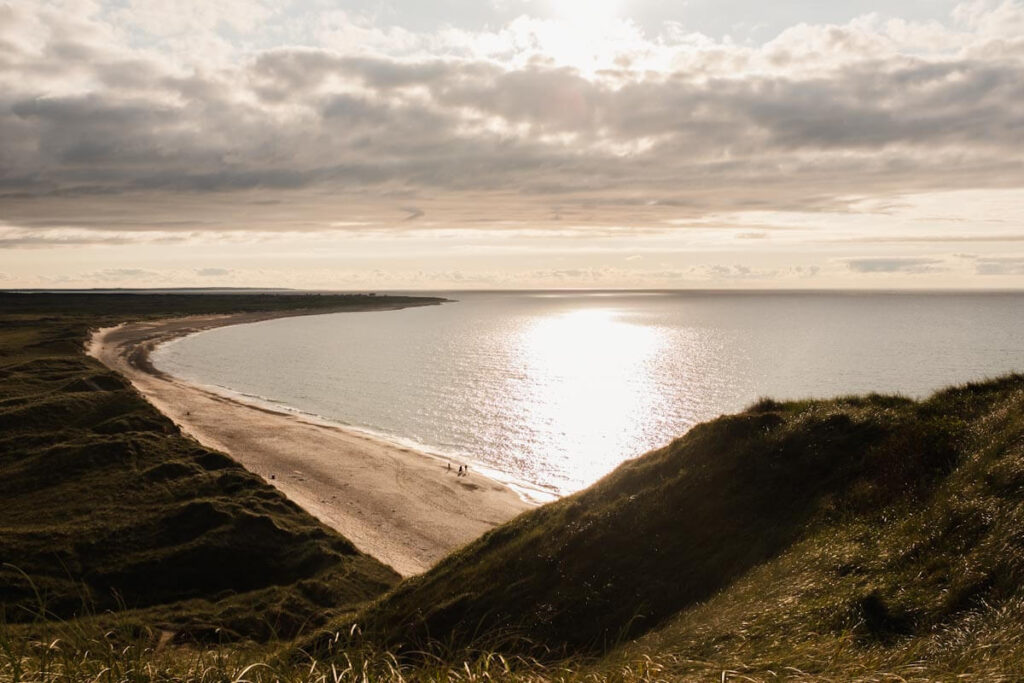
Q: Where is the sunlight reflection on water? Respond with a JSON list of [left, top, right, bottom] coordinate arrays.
[[514, 308, 664, 487], [153, 291, 1024, 496]]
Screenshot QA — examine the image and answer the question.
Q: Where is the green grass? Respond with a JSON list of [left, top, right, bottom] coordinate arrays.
[[3, 291, 1024, 680], [0, 622, 658, 682], [319, 374, 1024, 680], [0, 292, 442, 640]]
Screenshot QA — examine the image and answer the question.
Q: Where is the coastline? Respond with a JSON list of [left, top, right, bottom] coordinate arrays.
[[152, 360, 560, 506], [87, 307, 534, 577]]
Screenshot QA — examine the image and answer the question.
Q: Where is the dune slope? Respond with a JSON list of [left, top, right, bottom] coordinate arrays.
[[0, 292, 438, 640], [347, 374, 1024, 676]]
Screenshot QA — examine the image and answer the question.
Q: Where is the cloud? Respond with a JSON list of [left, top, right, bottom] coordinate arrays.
[[845, 257, 947, 273], [973, 256, 1024, 274], [195, 267, 232, 277], [836, 234, 1024, 244], [0, 0, 1022, 246], [78, 268, 162, 282], [402, 206, 426, 221], [684, 264, 821, 281], [0, 223, 194, 248]]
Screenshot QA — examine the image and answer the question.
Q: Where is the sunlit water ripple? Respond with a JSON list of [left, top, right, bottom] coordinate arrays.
[[153, 291, 1024, 497]]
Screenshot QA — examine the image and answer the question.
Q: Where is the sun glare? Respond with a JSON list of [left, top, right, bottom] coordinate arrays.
[[515, 308, 664, 489], [542, 0, 626, 71], [550, 0, 620, 24]]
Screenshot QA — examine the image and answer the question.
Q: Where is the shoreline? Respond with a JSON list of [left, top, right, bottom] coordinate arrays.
[[87, 306, 534, 576], [153, 366, 559, 506]]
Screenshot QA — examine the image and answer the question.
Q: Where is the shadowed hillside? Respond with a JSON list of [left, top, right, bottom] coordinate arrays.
[[0, 292, 441, 641], [5, 292, 1024, 679], [341, 373, 1024, 674]]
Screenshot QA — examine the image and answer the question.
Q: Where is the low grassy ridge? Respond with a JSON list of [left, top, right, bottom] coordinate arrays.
[[0, 292, 441, 641], [3, 291, 1024, 680]]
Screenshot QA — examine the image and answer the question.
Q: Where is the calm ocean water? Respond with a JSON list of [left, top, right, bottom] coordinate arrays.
[[153, 291, 1024, 497]]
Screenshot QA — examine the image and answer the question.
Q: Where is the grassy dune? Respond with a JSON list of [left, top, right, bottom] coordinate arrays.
[[3, 292, 1024, 680], [0, 292, 440, 641], [333, 374, 1024, 678]]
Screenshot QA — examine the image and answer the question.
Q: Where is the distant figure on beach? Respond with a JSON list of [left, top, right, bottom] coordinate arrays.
[[458, 465, 463, 475], [447, 462, 451, 472]]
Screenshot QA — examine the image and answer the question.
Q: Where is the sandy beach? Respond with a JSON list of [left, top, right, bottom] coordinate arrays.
[[87, 308, 533, 576]]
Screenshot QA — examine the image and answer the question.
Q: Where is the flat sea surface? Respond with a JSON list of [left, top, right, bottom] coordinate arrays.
[[153, 291, 1024, 497]]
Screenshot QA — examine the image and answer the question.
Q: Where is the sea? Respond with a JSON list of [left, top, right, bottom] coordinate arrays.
[[152, 290, 1024, 499]]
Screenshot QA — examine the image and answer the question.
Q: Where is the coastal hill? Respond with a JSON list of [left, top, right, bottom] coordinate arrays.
[[3, 291, 1024, 679], [341, 371, 1024, 677], [0, 292, 442, 640]]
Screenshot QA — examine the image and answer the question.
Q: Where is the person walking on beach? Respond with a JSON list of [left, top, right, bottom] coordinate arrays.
[[447, 462, 452, 472]]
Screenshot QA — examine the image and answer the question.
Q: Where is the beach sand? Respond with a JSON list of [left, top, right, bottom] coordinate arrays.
[[87, 309, 533, 577]]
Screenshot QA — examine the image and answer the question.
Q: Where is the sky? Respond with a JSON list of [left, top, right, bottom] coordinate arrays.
[[1, 0, 1023, 290]]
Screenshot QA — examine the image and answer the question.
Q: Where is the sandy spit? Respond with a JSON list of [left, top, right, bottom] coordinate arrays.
[[87, 308, 533, 577]]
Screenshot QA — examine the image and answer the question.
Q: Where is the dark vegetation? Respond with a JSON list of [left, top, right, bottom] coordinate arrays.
[[2, 291, 1024, 680], [0, 292, 441, 641], [333, 373, 1024, 678]]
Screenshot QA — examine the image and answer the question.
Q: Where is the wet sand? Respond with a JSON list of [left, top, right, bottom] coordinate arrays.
[[87, 308, 533, 576]]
